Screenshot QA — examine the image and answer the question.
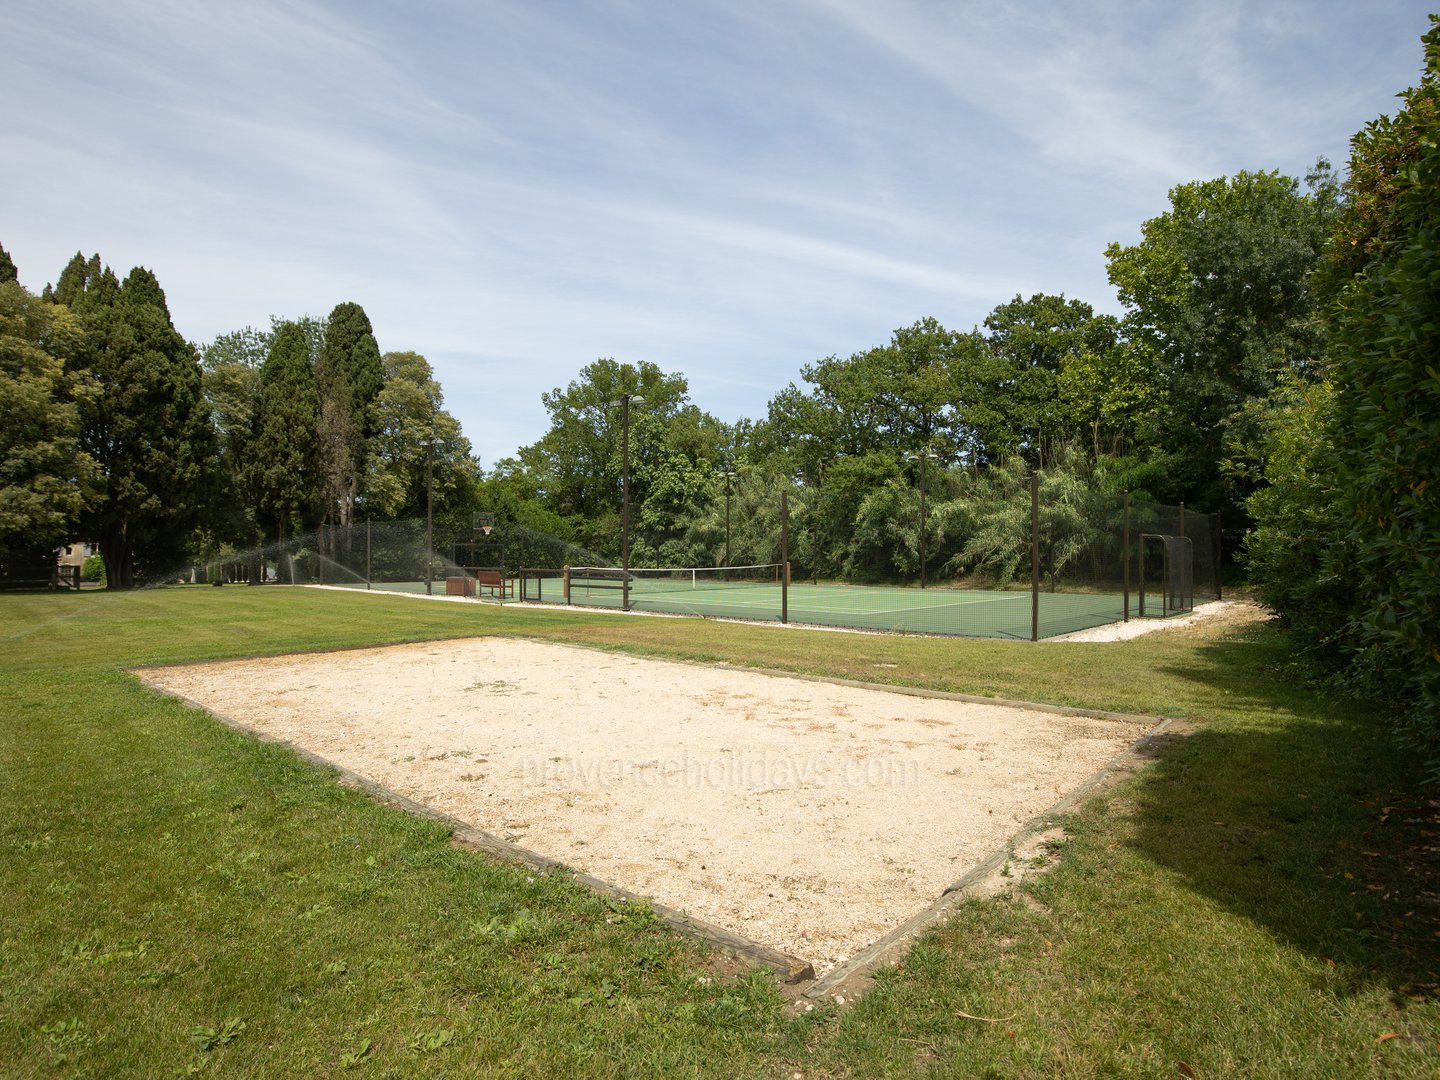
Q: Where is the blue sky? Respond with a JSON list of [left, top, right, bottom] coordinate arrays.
[[3, 1, 1432, 467]]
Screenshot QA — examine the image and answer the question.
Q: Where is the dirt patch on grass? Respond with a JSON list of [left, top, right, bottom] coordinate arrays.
[[138, 638, 1151, 974]]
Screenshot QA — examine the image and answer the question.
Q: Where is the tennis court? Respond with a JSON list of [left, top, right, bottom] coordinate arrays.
[[523, 566, 1127, 639]]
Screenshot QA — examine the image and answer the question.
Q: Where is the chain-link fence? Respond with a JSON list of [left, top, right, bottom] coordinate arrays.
[[517, 479, 1219, 640], [197, 481, 1219, 640]]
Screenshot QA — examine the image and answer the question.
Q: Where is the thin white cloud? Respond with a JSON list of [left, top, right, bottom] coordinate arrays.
[[3, 0, 1432, 468]]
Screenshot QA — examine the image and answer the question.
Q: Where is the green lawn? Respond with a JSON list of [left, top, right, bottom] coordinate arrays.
[[2, 586, 1437, 1077]]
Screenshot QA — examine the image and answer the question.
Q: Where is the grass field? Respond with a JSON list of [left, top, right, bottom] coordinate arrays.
[[3, 586, 1438, 1077]]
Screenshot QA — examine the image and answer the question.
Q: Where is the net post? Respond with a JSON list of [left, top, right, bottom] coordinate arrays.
[[366, 519, 371, 589], [781, 488, 790, 624], [1030, 472, 1040, 642], [563, 565, 571, 605], [1122, 491, 1130, 622]]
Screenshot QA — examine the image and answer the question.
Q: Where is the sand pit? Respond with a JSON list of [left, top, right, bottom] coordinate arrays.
[[138, 638, 1151, 974]]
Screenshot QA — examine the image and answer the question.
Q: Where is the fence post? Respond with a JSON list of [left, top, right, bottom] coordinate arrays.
[[781, 488, 789, 625], [1030, 473, 1040, 642], [1122, 491, 1130, 622], [1212, 510, 1223, 601]]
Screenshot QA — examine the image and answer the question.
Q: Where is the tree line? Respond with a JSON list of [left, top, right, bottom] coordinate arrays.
[[0, 251, 478, 588], [480, 163, 1337, 582]]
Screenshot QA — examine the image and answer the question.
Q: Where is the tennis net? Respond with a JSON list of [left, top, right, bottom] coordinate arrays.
[[567, 563, 784, 597]]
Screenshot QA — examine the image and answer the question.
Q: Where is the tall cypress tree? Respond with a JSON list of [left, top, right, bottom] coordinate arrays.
[[0, 242, 17, 285], [250, 321, 319, 564], [315, 302, 384, 528], [58, 257, 216, 587], [47, 252, 110, 307]]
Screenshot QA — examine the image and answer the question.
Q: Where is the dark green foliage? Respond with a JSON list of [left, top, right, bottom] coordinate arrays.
[[742, 307, 1132, 582], [59, 257, 216, 588], [317, 301, 384, 431], [198, 327, 267, 547], [1249, 16, 1440, 766], [47, 252, 113, 308], [1326, 19, 1440, 755], [778, 453, 889, 579], [316, 303, 384, 528], [516, 358, 712, 558], [764, 318, 986, 481], [0, 280, 98, 565], [249, 321, 319, 546], [980, 294, 1112, 466], [1105, 166, 1338, 510], [365, 350, 479, 521], [1244, 381, 1354, 670], [0, 242, 17, 285]]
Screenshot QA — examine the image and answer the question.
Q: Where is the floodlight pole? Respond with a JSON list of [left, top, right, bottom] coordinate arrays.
[[905, 449, 938, 588], [720, 469, 736, 568]]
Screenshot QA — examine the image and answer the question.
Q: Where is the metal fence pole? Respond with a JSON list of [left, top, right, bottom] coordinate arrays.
[[426, 420, 434, 595], [1138, 537, 1147, 617], [1122, 491, 1130, 622], [1030, 473, 1040, 642], [621, 395, 632, 612], [1212, 510, 1223, 601], [781, 487, 789, 625], [366, 519, 371, 589]]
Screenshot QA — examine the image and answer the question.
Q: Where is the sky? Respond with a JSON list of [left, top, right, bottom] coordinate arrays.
[[3, 0, 1433, 468]]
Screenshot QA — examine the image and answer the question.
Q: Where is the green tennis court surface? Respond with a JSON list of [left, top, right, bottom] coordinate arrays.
[[532, 575, 1126, 640]]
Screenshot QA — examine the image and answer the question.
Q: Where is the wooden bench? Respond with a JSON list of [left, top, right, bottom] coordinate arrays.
[[473, 569, 513, 598]]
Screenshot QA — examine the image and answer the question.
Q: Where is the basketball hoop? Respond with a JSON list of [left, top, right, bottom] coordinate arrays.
[[473, 512, 496, 537]]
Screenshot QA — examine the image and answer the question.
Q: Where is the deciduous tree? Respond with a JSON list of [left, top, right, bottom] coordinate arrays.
[[0, 279, 98, 567], [1105, 166, 1338, 508], [365, 351, 478, 521]]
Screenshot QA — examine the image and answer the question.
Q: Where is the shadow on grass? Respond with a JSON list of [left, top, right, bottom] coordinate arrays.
[[1132, 624, 1440, 998]]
